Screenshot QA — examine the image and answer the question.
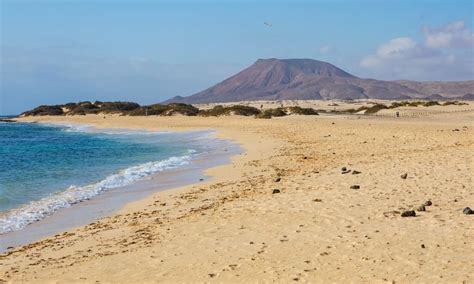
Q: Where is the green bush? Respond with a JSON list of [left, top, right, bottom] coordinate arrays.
[[441, 101, 467, 106], [256, 108, 287, 119], [423, 101, 440, 107], [198, 105, 261, 117], [21, 105, 64, 116], [129, 103, 199, 116], [364, 104, 388, 114], [286, 106, 318, 115]]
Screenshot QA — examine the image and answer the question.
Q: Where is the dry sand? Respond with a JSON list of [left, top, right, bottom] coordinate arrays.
[[1, 107, 473, 283]]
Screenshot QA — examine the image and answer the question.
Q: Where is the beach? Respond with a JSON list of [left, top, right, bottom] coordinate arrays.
[[1, 109, 473, 282]]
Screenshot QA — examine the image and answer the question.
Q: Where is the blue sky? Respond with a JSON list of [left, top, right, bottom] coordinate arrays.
[[1, 0, 473, 114]]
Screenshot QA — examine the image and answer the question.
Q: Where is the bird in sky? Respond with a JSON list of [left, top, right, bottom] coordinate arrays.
[[264, 21, 272, 27]]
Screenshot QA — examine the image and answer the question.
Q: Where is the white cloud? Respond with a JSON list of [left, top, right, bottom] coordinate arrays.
[[319, 45, 334, 54], [375, 37, 416, 58], [423, 21, 474, 49], [360, 37, 443, 68], [360, 21, 474, 80]]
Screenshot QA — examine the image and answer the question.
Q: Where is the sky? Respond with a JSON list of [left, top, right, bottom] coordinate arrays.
[[1, 0, 473, 114]]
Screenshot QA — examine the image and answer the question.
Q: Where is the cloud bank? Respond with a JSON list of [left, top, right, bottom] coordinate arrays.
[[360, 21, 474, 81], [423, 20, 474, 49]]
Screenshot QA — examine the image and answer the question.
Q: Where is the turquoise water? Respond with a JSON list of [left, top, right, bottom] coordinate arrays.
[[0, 121, 210, 233]]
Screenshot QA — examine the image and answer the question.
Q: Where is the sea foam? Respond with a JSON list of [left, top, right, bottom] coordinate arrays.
[[0, 154, 192, 234]]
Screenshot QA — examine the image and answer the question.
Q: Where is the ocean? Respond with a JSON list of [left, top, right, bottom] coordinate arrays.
[[0, 121, 224, 235]]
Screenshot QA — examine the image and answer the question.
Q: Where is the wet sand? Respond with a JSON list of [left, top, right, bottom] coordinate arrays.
[[1, 109, 473, 283]]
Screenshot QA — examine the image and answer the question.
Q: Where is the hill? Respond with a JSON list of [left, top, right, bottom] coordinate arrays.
[[164, 58, 474, 103]]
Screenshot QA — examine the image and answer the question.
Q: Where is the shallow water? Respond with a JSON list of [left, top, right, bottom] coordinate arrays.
[[0, 122, 218, 234]]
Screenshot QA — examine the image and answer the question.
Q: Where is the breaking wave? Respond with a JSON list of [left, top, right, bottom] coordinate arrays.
[[0, 155, 192, 234]]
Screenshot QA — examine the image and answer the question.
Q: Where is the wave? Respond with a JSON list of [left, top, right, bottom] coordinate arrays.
[[0, 155, 192, 234], [42, 122, 164, 135]]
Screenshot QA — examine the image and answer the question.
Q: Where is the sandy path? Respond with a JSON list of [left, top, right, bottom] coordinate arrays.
[[1, 113, 473, 283]]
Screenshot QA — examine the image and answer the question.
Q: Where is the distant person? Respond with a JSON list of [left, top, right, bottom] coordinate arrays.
[[396, 111, 400, 118]]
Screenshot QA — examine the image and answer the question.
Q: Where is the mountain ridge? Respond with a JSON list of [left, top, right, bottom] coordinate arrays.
[[164, 58, 474, 103]]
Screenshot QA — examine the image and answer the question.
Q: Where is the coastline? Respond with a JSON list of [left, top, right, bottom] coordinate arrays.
[[1, 113, 473, 283], [0, 123, 241, 251]]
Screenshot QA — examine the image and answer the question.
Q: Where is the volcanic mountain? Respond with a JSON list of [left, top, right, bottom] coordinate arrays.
[[165, 58, 474, 103]]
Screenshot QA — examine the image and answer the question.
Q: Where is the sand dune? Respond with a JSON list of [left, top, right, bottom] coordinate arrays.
[[1, 108, 473, 283]]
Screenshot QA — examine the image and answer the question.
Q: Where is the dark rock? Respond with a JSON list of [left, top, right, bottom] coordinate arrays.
[[341, 167, 347, 171], [401, 210, 416, 217], [274, 177, 281, 182], [416, 205, 426, 212], [421, 244, 425, 248], [342, 170, 351, 174], [352, 170, 362, 175], [401, 173, 408, 179], [199, 178, 204, 181], [463, 207, 473, 214], [350, 185, 360, 190], [424, 200, 432, 206], [272, 189, 281, 194]]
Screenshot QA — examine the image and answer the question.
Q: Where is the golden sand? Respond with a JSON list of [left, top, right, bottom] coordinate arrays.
[[1, 108, 473, 283]]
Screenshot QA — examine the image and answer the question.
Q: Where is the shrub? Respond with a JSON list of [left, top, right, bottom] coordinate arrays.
[[165, 103, 199, 116], [68, 102, 100, 115], [256, 108, 287, 119], [442, 101, 468, 106], [364, 104, 388, 114], [129, 103, 198, 116], [99, 102, 140, 113], [199, 105, 261, 117], [286, 106, 319, 115], [20, 105, 64, 116], [422, 101, 440, 107]]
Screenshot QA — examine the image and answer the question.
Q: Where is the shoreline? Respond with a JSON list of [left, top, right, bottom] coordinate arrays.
[[0, 122, 241, 251], [2, 113, 473, 283]]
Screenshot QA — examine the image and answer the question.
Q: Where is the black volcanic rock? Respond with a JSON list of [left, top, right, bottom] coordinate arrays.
[[164, 58, 474, 104]]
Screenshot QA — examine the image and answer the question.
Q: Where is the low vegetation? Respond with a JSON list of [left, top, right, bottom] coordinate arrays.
[[129, 103, 199, 116], [20, 102, 319, 119], [21, 101, 141, 116], [287, 106, 319, 115], [20, 99, 465, 118], [344, 100, 468, 114], [256, 106, 319, 119], [256, 108, 287, 119], [21, 105, 64, 116], [198, 105, 261, 117]]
